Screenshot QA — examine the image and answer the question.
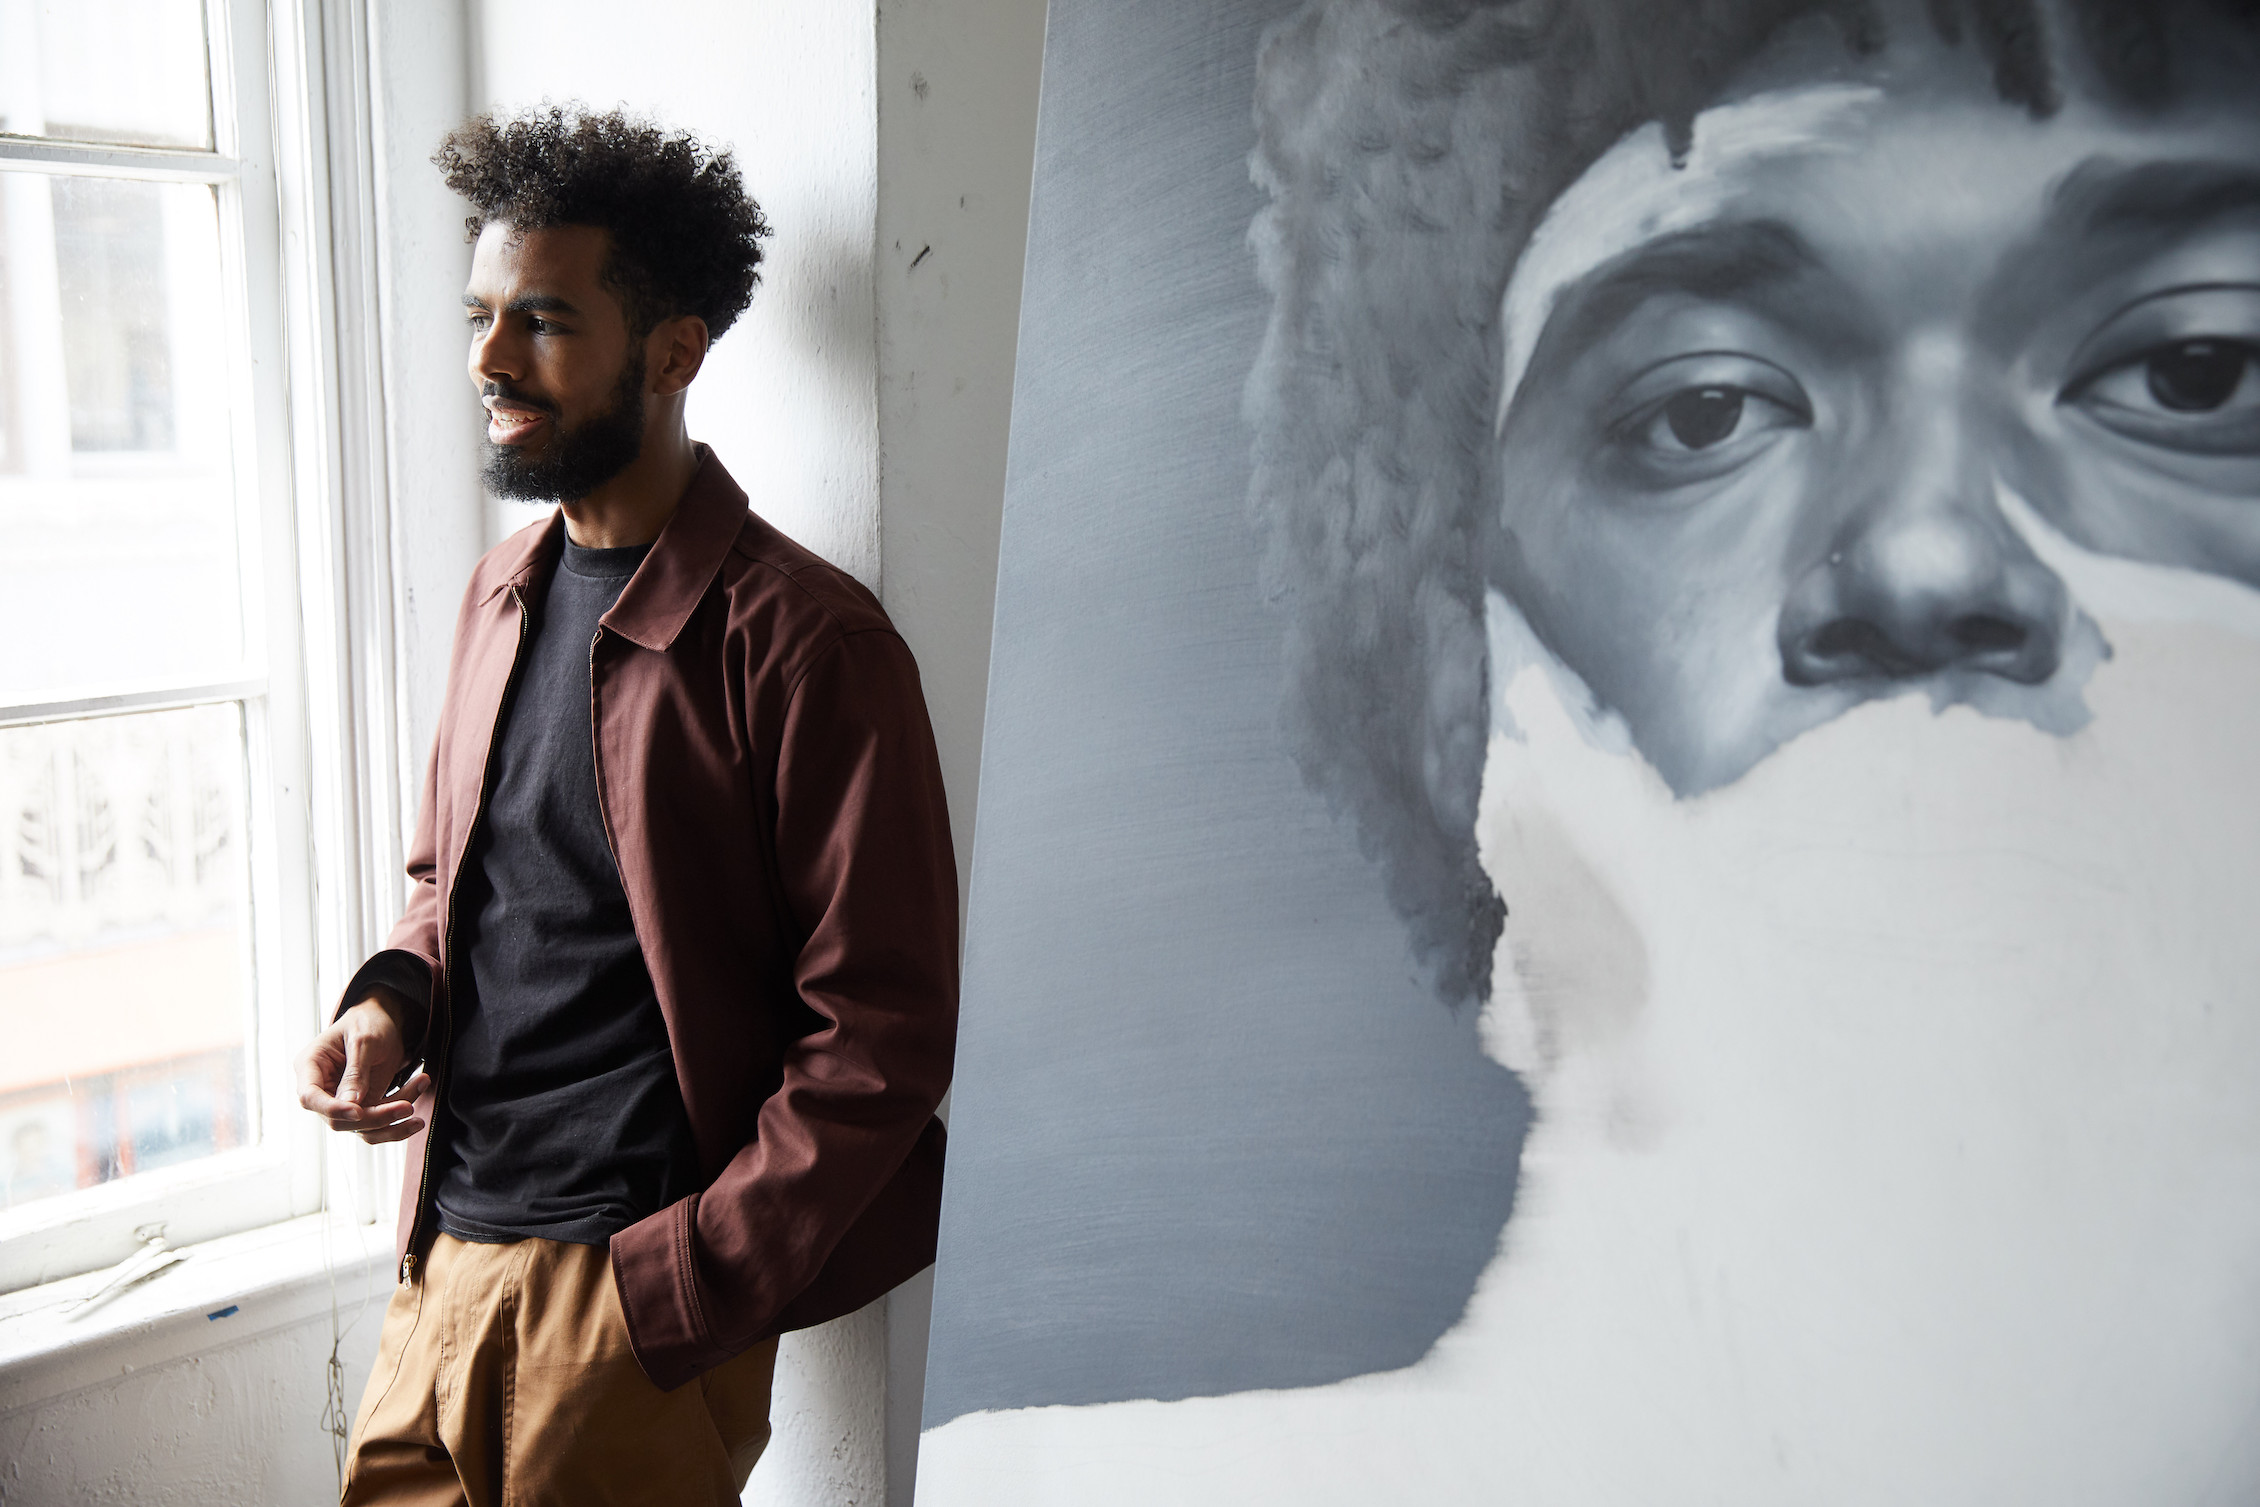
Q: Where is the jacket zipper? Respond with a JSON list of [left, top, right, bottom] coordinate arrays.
[[399, 582, 533, 1283], [586, 624, 633, 887], [585, 625, 678, 1116], [586, 624, 704, 1203]]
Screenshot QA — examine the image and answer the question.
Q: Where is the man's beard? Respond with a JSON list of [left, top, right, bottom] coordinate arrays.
[[480, 349, 647, 503]]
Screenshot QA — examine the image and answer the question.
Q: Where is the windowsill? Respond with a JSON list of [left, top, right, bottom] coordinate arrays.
[[0, 1213, 395, 1415]]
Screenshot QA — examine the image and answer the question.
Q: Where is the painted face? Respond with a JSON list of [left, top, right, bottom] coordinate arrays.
[[1490, 18, 2260, 796]]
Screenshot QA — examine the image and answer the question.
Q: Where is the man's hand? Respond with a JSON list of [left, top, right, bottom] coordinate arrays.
[[297, 993, 431, 1144]]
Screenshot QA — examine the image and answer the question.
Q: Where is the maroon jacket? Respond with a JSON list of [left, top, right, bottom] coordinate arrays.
[[344, 450, 957, 1390]]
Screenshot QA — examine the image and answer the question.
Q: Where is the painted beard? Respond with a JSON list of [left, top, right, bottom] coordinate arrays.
[[915, 526, 2260, 1507], [1456, 518, 2260, 1501], [480, 348, 647, 503]]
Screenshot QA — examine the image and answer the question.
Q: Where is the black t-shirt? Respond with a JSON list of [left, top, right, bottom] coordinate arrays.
[[432, 538, 701, 1247]]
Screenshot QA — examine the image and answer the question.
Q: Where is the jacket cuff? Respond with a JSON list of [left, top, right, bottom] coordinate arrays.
[[609, 1117, 949, 1391], [612, 1194, 718, 1392], [333, 950, 435, 1063]]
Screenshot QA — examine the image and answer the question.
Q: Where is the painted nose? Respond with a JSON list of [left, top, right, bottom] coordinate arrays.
[[1777, 441, 2067, 689]]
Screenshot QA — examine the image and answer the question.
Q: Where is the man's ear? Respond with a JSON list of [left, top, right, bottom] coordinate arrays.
[[650, 314, 711, 397]]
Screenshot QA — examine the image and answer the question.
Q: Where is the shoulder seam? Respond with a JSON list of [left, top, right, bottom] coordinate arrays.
[[724, 531, 891, 638], [780, 624, 906, 703], [726, 537, 859, 628]]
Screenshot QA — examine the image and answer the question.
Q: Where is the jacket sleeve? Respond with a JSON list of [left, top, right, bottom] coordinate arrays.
[[328, 727, 446, 1060], [613, 626, 960, 1385]]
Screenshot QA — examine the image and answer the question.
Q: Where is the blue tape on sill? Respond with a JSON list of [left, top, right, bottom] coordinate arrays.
[[206, 1305, 239, 1321]]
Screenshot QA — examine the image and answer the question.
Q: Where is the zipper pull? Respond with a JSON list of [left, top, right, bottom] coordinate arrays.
[[400, 1252, 418, 1286]]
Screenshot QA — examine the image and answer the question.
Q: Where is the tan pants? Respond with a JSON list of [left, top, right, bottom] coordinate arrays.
[[342, 1233, 778, 1507]]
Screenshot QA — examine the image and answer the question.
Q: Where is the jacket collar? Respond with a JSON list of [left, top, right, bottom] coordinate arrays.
[[482, 446, 748, 652]]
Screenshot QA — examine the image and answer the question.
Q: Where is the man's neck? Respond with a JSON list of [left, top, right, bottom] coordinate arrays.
[[561, 427, 701, 549]]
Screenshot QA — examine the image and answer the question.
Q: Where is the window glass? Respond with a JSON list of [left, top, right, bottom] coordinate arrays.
[[0, 0, 314, 1282], [0, 0, 214, 151], [0, 172, 246, 702], [57, 178, 179, 452], [0, 703, 251, 1211]]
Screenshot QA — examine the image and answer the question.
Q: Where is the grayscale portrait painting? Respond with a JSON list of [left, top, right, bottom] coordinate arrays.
[[921, 0, 2260, 1500]]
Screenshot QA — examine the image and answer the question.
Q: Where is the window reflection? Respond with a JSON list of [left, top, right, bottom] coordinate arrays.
[[54, 178, 175, 454], [0, 172, 243, 702], [0, 704, 252, 1211], [0, 0, 213, 151]]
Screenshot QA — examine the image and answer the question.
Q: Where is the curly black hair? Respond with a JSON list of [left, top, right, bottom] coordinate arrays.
[[1248, 0, 2260, 1007], [434, 105, 771, 340]]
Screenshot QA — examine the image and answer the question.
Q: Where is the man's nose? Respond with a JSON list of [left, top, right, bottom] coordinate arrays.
[[470, 317, 521, 385], [1777, 387, 2067, 689]]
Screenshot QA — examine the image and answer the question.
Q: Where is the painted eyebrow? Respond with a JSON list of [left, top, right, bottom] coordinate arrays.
[[1498, 219, 1827, 425], [2050, 157, 2260, 238], [460, 292, 583, 316], [1535, 220, 1823, 358]]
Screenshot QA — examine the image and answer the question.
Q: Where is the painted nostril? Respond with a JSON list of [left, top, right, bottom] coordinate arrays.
[[1949, 614, 2026, 655], [1807, 619, 1895, 668]]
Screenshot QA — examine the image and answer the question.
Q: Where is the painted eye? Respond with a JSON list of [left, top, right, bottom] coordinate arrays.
[[1628, 384, 1803, 457], [2141, 340, 2253, 413], [1659, 387, 1748, 449], [2069, 337, 2260, 457], [2060, 288, 2260, 459], [1601, 352, 1812, 490]]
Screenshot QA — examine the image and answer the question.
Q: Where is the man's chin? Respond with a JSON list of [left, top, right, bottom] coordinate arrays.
[[480, 440, 563, 503], [478, 435, 640, 505]]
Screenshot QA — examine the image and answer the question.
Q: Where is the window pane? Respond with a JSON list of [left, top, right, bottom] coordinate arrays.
[[58, 178, 180, 452], [0, 172, 246, 702], [0, 0, 213, 150], [0, 704, 251, 1213]]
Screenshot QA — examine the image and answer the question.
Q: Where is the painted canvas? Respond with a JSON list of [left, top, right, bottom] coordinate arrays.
[[921, 1, 2260, 1501]]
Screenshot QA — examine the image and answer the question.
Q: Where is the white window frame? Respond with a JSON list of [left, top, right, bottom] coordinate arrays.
[[0, 0, 403, 1294]]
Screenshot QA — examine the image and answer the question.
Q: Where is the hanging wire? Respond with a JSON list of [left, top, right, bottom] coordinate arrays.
[[319, 1140, 381, 1494]]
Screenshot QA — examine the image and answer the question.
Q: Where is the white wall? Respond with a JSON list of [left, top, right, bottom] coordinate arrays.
[[872, 1, 1048, 1500], [0, 1225, 395, 1507], [877, 0, 1048, 942], [0, 1303, 383, 1506], [469, 0, 882, 585], [369, 0, 483, 775]]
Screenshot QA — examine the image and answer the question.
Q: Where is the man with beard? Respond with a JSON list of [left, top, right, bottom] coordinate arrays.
[[293, 108, 958, 1506], [918, 0, 2260, 1500]]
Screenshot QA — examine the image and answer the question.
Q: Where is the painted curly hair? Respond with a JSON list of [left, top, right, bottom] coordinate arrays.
[[1246, 0, 2257, 1006], [434, 105, 771, 339]]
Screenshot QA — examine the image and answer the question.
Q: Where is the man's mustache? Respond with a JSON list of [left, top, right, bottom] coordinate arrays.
[[481, 380, 560, 419]]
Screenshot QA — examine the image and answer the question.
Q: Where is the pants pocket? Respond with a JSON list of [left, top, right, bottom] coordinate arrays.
[[343, 1276, 429, 1484], [698, 1337, 780, 1491]]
